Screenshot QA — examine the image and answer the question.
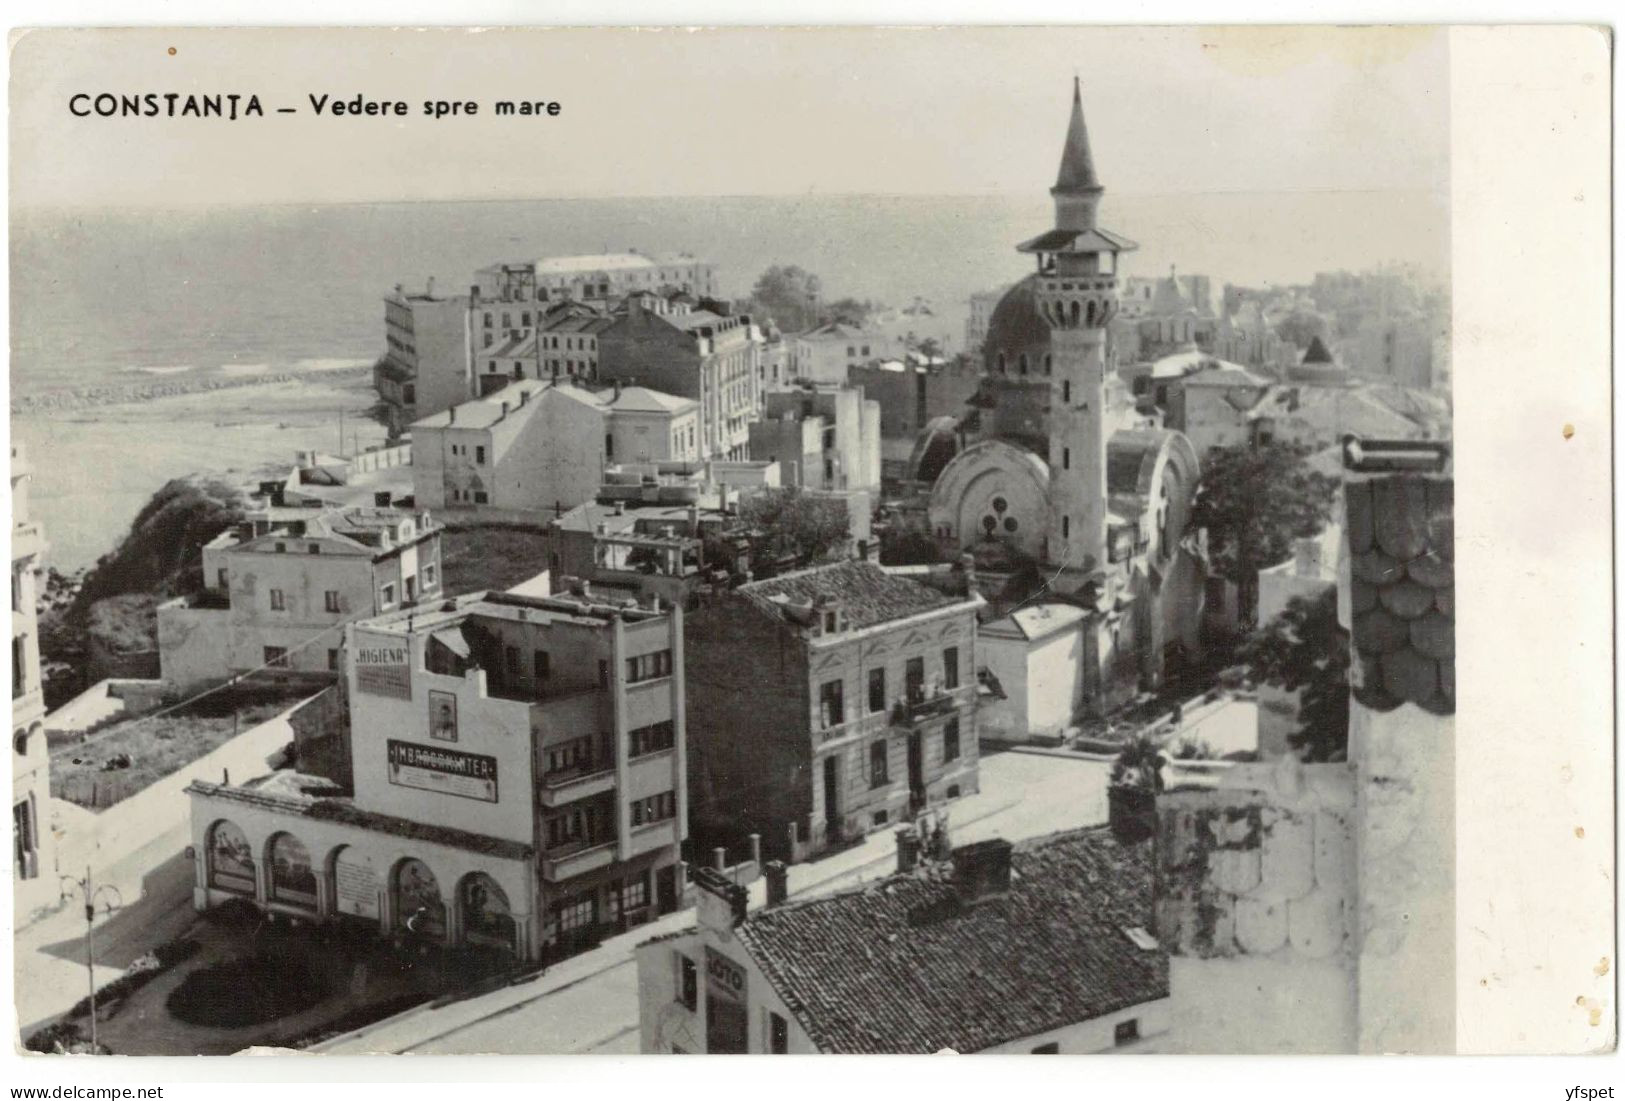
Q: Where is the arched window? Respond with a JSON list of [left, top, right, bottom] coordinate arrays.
[[1062, 516, 1071, 539], [207, 820, 256, 896], [1018, 354, 1028, 375], [394, 859, 447, 941], [1086, 301, 1097, 328], [460, 873, 517, 952], [267, 832, 318, 910], [1062, 379, 1072, 404]]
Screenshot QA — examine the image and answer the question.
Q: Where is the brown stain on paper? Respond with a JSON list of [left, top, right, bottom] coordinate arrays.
[[1576, 826, 1585, 838], [1563, 423, 1576, 440], [1595, 957, 1610, 978], [1198, 26, 1436, 76]]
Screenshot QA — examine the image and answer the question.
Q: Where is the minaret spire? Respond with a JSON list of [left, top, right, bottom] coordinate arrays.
[[1053, 76, 1102, 196]]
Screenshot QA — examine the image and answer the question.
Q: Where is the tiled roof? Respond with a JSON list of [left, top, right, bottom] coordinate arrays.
[[735, 827, 1167, 1053], [738, 560, 959, 631], [1345, 474, 1454, 715], [603, 386, 698, 415]]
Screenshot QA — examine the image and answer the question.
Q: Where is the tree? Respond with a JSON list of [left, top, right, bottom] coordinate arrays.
[[1274, 309, 1329, 350], [1238, 587, 1350, 762], [822, 297, 875, 327], [746, 265, 822, 333], [1190, 441, 1339, 625], [738, 488, 851, 568]]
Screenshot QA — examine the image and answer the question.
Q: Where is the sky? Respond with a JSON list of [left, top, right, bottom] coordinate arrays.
[[9, 26, 1449, 209]]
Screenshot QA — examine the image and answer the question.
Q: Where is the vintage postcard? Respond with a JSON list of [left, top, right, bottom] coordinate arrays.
[[3, 24, 1611, 1066]]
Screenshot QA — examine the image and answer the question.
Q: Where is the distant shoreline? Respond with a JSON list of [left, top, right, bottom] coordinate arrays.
[[11, 364, 374, 416]]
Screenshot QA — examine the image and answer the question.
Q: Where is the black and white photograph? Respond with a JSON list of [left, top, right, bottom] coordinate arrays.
[[3, 20, 1612, 1076]]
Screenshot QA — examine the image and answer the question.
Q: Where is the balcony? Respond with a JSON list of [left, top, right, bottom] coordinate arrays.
[[11, 521, 44, 563], [890, 685, 972, 728], [536, 765, 617, 809], [541, 838, 617, 883]]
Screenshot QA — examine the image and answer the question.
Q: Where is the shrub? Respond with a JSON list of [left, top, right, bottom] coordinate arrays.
[[166, 950, 332, 1028]]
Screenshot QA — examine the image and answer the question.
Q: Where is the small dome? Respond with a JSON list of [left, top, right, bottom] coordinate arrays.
[[982, 275, 1052, 374]]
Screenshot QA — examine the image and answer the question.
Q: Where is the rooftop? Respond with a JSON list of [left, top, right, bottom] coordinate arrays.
[[737, 559, 964, 632], [731, 827, 1166, 1054], [358, 587, 666, 639], [603, 386, 698, 415]]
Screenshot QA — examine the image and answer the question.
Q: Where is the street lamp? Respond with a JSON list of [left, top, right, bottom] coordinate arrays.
[[58, 866, 122, 1053]]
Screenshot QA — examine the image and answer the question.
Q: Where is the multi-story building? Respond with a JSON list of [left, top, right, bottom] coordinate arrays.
[[598, 295, 764, 461], [157, 505, 444, 694], [964, 287, 1008, 354], [747, 385, 881, 492], [411, 379, 701, 515], [787, 321, 874, 386], [12, 444, 51, 885], [685, 560, 982, 863], [473, 252, 717, 306], [635, 827, 1169, 1053], [186, 587, 689, 962], [379, 283, 475, 436]]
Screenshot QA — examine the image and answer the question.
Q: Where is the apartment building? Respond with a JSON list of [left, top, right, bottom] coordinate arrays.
[[473, 252, 717, 306], [379, 284, 474, 435], [186, 588, 688, 962], [747, 385, 881, 493], [157, 506, 444, 694], [597, 295, 764, 461], [684, 560, 982, 863]]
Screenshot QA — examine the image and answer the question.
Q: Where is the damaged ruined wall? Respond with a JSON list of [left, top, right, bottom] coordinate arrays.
[[1156, 762, 1358, 1053]]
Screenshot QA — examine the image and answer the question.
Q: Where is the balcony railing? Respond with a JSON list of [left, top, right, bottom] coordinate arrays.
[[536, 765, 617, 808], [890, 685, 970, 728], [541, 838, 617, 882]]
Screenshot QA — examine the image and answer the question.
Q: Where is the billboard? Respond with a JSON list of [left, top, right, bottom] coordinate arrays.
[[387, 739, 499, 803], [355, 633, 412, 699]]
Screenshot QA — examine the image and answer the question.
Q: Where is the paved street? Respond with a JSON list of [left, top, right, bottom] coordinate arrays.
[[317, 748, 1111, 1055]]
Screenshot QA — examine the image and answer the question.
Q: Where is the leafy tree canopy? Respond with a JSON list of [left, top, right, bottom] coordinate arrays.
[[746, 265, 822, 333], [1239, 586, 1350, 762], [739, 488, 851, 568]]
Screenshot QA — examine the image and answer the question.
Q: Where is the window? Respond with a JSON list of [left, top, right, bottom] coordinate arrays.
[[544, 734, 603, 777], [873, 809, 889, 826], [274, 542, 287, 554], [1062, 379, 1072, 403], [269, 588, 286, 611], [819, 679, 844, 729], [217, 568, 228, 589], [630, 791, 677, 827], [264, 646, 288, 668], [422, 563, 437, 589], [630, 720, 676, 757], [869, 740, 889, 788], [905, 656, 926, 702], [324, 590, 341, 613], [1031, 1042, 1060, 1054], [308, 544, 321, 555], [868, 668, 886, 713], [552, 894, 596, 933], [605, 433, 614, 459], [677, 953, 698, 1010], [1062, 516, 1070, 540], [327, 649, 340, 672], [768, 1012, 789, 1054], [1063, 447, 1071, 470], [475, 446, 487, 465], [504, 645, 520, 679], [611, 871, 650, 921], [379, 582, 396, 608], [473, 492, 489, 505], [944, 717, 961, 761], [626, 650, 673, 683], [947, 784, 961, 799], [943, 647, 960, 690], [1114, 1019, 1140, 1046], [532, 650, 551, 680]]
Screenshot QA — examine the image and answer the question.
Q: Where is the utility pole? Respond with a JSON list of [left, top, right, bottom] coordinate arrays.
[[59, 866, 121, 1053]]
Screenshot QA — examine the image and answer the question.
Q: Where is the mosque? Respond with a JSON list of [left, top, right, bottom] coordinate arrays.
[[924, 81, 1210, 717]]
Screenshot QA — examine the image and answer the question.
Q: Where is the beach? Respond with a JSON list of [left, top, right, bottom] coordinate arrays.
[[12, 367, 389, 572]]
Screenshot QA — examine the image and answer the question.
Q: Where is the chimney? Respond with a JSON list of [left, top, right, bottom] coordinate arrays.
[[426, 276, 436, 297], [448, 407, 457, 424], [763, 860, 789, 907], [895, 825, 921, 873], [613, 379, 623, 401], [951, 839, 1013, 907], [613, 500, 625, 516], [693, 866, 749, 931], [520, 388, 530, 406]]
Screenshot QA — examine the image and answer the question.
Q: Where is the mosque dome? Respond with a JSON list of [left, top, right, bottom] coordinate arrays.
[[981, 275, 1053, 378]]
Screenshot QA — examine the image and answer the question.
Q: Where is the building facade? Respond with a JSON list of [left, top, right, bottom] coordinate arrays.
[[157, 506, 444, 694], [473, 252, 717, 306], [186, 588, 689, 963], [748, 385, 881, 493], [685, 560, 982, 863], [636, 828, 1169, 1053], [597, 296, 764, 461], [379, 285, 476, 436], [12, 444, 51, 886]]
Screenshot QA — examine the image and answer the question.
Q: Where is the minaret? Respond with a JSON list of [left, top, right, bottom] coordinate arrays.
[[1018, 79, 1137, 580]]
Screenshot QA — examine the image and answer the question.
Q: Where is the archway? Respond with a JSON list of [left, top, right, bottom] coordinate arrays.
[[393, 858, 447, 942], [266, 831, 318, 911], [459, 872, 517, 953], [207, 819, 256, 896]]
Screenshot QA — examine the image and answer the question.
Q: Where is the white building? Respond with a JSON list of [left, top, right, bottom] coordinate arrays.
[[976, 603, 1089, 745], [12, 444, 52, 887]]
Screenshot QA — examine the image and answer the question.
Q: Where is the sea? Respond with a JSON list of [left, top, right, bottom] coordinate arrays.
[[9, 190, 1448, 568]]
